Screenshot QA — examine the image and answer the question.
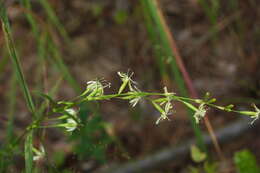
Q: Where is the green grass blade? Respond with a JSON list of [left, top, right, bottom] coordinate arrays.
[[0, 4, 35, 114], [141, 0, 206, 151], [142, 1, 167, 77], [25, 131, 33, 173], [0, 72, 17, 173], [0, 3, 36, 172]]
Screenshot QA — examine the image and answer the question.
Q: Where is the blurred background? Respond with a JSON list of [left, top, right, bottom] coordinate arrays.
[[0, 0, 259, 172]]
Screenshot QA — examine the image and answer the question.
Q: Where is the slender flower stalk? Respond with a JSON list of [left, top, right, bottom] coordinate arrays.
[[34, 71, 259, 132]]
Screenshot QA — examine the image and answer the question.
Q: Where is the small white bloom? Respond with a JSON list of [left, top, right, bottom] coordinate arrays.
[[251, 104, 260, 124], [163, 87, 175, 98], [64, 108, 79, 132], [194, 103, 207, 124], [65, 108, 76, 116], [33, 145, 45, 161], [118, 71, 133, 82], [164, 101, 172, 114], [87, 80, 105, 96], [154, 88, 174, 125], [155, 101, 172, 124], [81, 79, 110, 97], [156, 112, 171, 125], [117, 71, 139, 93], [66, 118, 78, 132], [129, 96, 141, 107]]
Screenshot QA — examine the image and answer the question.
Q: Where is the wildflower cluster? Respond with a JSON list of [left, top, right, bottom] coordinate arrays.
[[29, 71, 259, 161], [37, 71, 259, 132]]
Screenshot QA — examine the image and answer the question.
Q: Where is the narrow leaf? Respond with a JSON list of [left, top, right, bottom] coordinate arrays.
[[25, 131, 33, 173]]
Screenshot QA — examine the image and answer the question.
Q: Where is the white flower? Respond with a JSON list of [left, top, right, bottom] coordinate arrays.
[[65, 118, 78, 132], [33, 145, 45, 161], [86, 80, 104, 96], [65, 108, 76, 116], [129, 96, 141, 107], [118, 71, 134, 83], [194, 103, 207, 124], [81, 80, 110, 97], [165, 101, 172, 112], [251, 104, 260, 124], [155, 101, 172, 124], [156, 112, 171, 125], [64, 108, 79, 132], [163, 86, 175, 98], [154, 87, 175, 124], [118, 71, 139, 93]]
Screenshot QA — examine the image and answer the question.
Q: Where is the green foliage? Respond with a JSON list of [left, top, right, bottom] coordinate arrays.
[[190, 145, 207, 163], [71, 106, 112, 163], [1, 2, 36, 171], [189, 166, 200, 173], [52, 151, 66, 167], [234, 149, 260, 173], [189, 145, 217, 173], [25, 132, 33, 173], [203, 161, 218, 173], [0, 3, 36, 114], [189, 162, 218, 173]]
